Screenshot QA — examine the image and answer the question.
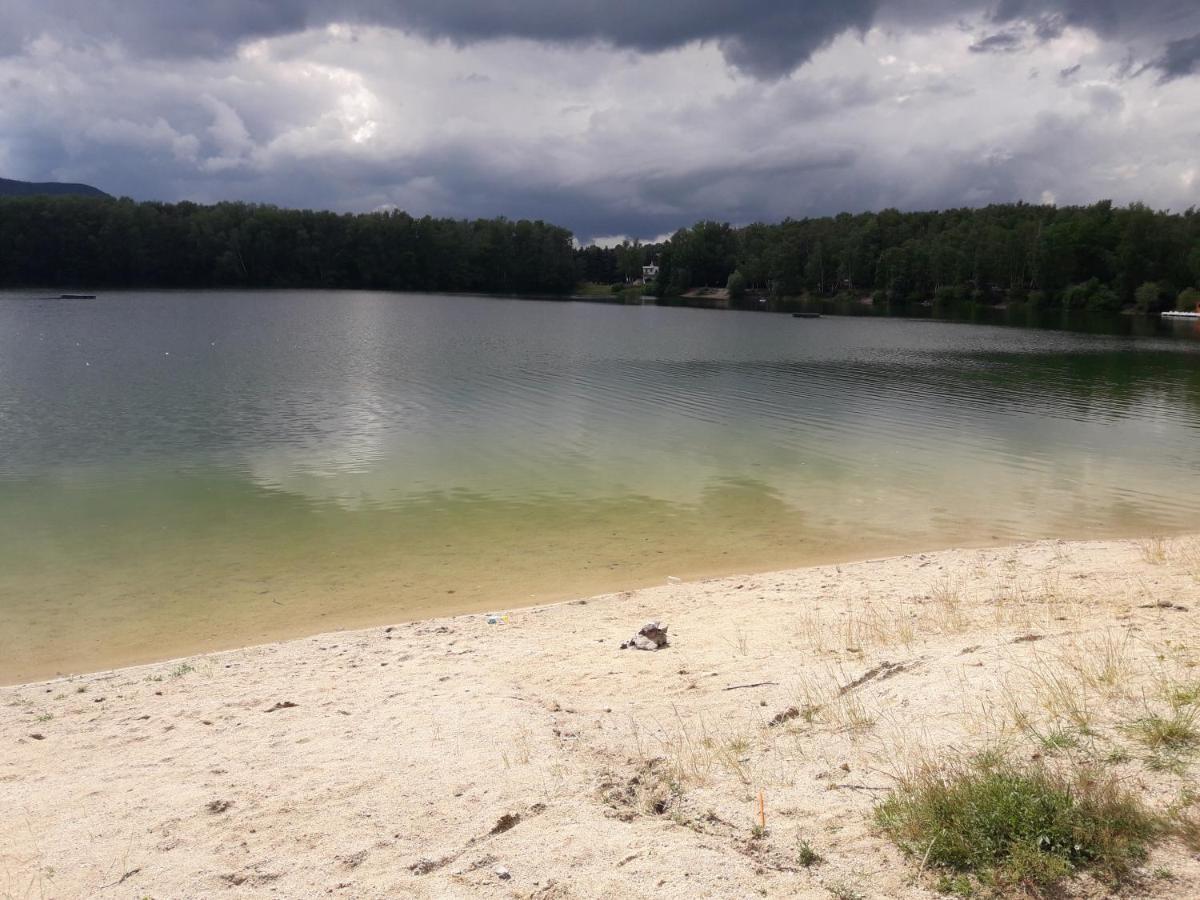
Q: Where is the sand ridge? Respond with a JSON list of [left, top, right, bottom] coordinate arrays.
[[3, 537, 1200, 898]]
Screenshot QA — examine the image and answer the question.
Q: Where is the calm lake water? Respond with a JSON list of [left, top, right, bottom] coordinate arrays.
[[2, 290, 1199, 682]]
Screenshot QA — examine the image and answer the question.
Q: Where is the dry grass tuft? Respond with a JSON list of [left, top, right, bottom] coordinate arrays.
[[1166, 536, 1200, 581], [1138, 536, 1171, 565]]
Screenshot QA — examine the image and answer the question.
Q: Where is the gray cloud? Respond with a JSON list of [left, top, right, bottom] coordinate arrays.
[[1082, 84, 1125, 115], [990, 0, 1196, 36], [1, 1, 882, 77], [970, 31, 1025, 54], [986, 1, 1200, 80], [1031, 14, 1066, 41], [1150, 33, 1200, 81], [1, 1, 1196, 79]]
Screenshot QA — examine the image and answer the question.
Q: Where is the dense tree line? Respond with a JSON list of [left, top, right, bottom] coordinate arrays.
[[5, 195, 1199, 311], [593, 202, 1200, 312], [0, 196, 578, 293]]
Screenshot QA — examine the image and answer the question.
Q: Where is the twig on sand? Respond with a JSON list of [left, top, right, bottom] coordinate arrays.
[[102, 867, 142, 889], [722, 681, 779, 691]]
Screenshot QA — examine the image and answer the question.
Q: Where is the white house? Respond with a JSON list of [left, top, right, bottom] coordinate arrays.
[[641, 262, 659, 281]]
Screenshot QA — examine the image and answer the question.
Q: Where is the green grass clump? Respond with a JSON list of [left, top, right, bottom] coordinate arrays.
[[1034, 727, 1079, 752], [796, 838, 823, 867], [826, 882, 864, 900], [876, 757, 1158, 894], [1165, 682, 1200, 709], [1169, 790, 1200, 852], [1130, 709, 1198, 752], [1176, 811, 1200, 852]]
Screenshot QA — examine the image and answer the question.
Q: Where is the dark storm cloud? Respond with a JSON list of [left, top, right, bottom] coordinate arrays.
[[1149, 33, 1200, 81], [0, 3, 311, 57], [3, 0, 881, 77], [986, 1, 1200, 78], [351, 1, 885, 78], [2, 0, 1194, 79]]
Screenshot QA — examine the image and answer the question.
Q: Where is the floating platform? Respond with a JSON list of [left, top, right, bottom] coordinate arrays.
[[1162, 310, 1200, 319], [792, 312, 822, 319]]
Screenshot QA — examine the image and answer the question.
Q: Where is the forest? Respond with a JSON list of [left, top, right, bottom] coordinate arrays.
[[0, 196, 578, 294], [586, 202, 1200, 312], [2, 195, 1199, 312]]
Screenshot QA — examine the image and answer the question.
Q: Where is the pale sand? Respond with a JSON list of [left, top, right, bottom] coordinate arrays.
[[3, 537, 1200, 899]]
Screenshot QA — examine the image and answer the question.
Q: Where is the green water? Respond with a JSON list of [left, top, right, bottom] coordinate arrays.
[[2, 290, 1198, 682]]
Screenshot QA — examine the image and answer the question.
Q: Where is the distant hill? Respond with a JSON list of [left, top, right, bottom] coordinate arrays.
[[0, 177, 109, 198]]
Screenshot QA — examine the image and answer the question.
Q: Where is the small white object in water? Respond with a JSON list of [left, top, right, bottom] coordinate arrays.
[[666, 575, 682, 583]]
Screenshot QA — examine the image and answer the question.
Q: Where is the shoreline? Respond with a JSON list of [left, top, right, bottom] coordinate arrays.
[[4, 535, 1200, 898], [9, 527, 1198, 687], [2, 537, 1000, 689]]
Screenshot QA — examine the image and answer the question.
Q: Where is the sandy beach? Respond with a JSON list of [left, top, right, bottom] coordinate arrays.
[[3, 536, 1200, 899]]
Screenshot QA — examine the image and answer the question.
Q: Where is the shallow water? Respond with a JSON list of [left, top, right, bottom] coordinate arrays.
[[2, 290, 1199, 682]]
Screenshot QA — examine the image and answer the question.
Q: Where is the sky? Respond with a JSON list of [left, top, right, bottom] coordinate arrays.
[[1, 1, 1198, 244]]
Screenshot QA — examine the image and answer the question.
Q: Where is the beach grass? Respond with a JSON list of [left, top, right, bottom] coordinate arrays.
[[876, 755, 1159, 894]]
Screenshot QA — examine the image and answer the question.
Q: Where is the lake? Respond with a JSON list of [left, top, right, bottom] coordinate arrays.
[[2, 290, 1199, 682]]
